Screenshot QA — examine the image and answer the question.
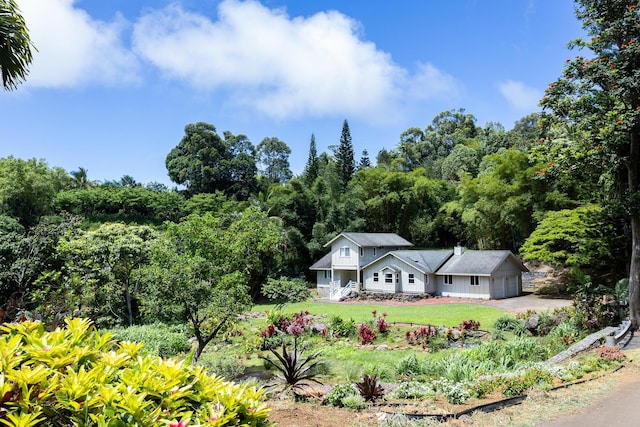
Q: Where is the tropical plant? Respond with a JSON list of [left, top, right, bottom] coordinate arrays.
[[355, 374, 385, 402], [0, 318, 270, 426], [0, 0, 35, 90], [261, 336, 323, 393]]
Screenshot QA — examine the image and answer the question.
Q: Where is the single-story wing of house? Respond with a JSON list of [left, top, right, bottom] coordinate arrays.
[[310, 232, 528, 300]]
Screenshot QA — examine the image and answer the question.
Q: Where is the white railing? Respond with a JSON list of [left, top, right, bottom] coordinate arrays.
[[329, 280, 357, 301]]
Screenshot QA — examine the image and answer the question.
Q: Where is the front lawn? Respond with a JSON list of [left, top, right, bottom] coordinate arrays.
[[254, 301, 505, 329]]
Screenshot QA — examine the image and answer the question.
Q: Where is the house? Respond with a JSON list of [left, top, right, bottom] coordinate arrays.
[[310, 232, 412, 299], [310, 232, 528, 300]]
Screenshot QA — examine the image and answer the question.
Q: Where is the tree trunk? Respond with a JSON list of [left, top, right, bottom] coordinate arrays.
[[628, 133, 640, 330]]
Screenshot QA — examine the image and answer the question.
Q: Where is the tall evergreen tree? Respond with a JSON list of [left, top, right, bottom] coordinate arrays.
[[358, 149, 371, 170], [335, 119, 355, 189], [303, 133, 319, 186]]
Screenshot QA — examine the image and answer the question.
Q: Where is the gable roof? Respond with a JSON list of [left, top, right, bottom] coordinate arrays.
[[436, 250, 528, 276], [324, 232, 413, 248], [364, 250, 453, 274], [309, 252, 332, 270]]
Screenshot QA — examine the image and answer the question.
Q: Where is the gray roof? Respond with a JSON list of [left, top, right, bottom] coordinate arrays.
[[436, 250, 528, 276], [324, 232, 413, 248], [382, 250, 453, 274], [309, 252, 332, 270]]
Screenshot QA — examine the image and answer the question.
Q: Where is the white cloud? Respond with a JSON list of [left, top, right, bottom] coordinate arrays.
[[17, 0, 139, 88], [132, 0, 458, 121], [498, 80, 542, 110]]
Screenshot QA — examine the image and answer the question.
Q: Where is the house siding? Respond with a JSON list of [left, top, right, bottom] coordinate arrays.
[[363, 257, 435, 294], [330, 237, 358, 268], [439, 275, 491, 299], [489, 259, 522, 299]]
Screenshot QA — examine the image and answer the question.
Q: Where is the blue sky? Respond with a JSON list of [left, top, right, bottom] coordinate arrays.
[[2, 0, 583, 186]]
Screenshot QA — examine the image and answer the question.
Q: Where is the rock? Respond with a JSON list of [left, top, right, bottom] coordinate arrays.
[[375, 344, 388, 351]]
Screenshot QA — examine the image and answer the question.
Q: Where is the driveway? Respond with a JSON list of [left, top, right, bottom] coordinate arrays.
[[483, 292, 573, 313]]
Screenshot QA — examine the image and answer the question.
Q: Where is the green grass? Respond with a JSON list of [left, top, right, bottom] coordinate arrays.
[[253, 301, 505, 329]]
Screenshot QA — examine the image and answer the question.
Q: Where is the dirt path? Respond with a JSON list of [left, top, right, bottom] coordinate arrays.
[[536, 365, 640, 427]]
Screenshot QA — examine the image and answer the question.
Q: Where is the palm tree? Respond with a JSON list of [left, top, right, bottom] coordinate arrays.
[[0, 0, 35, 90], [70, 167, 92, 189]]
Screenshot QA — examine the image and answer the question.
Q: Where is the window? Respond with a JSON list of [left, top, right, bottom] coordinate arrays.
[[360, 247, 364, 256], [444, 275, 453, 285], [339, 247, 350, 257], [324, 271, 332, 279], [373, 272, 379, 282], [385, 273, 393, 283], [408, 273, 415, 284], [470, 276, 479, 286], [373, 248, 377, 256]]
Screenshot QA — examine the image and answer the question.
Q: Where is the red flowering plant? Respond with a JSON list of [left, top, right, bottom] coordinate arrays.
[[358, 323, 377, 345]]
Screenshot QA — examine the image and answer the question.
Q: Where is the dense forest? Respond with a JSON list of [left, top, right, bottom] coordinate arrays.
[[2, 0, 640, 330]]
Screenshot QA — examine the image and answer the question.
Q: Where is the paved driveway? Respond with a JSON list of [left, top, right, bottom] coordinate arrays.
[[483, 292, 573, 313]]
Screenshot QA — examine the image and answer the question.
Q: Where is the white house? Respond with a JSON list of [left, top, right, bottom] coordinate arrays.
[[310, 232, 412, 299], [310, 232, 528, 300]]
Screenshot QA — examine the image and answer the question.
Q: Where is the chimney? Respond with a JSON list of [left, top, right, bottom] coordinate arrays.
[[454, 244, 465, 256]]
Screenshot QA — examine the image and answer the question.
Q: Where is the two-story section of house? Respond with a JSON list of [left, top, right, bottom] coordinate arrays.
[[310, 232, 413, 299]]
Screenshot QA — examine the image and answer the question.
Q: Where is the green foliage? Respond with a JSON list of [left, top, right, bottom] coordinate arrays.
[[54, 186, 185, 225], [196, 352, 246, 381], [325, 383, 357, 407], [0, 157, 70, 227], [261, 277, 311, 308], [0, 318, 270, 426], [341, 394, 366, 410], [493, 315, 523, 332], [521, 204, 614, 268], [53, 222, 160, 327], [109, 323, 190, 357], [328, 315, 356, 338], [390, 381, 436, 399], [166, 122, 259, 199], [0, 0, 35, 91]]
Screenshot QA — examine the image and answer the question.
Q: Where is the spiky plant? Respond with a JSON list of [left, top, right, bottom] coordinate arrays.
[[355, 374, 385, 402], [261, 336, 323, 392]]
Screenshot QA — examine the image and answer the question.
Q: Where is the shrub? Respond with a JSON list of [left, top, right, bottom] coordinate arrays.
[[598, 345, 626, 364], [434, 379, 471, 404], [471, 377, 500, 398], [357, 323, 376, 344], [326, 383, 357, 407], [0, 318, 270, 426], [493, 315, 522, 331], [197, 352, 245, 380], [109, 322, 190, 357], [458, 319, 480, 331], [390, 381, 435, 399], [341, 394, 366, 410], [396, 354, 423, 377], [328, 315, 356, 338]]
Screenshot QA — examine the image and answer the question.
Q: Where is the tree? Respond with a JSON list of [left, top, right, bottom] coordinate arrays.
[[358, 149, 372, 170], [0, 214, 81, 322], [540, 0, 640, 328], [55, 223, 160, 326], [0, 157, 71, 227], [69, 167, 94, 189], [520, 204, 616, 270], [165, 122, 258, 199], [302, 134, 319, 186], [335, 119, 355, 190], [140, 209, 283, 361], [257, 137, 293, 184], [0, 0, 34, 90]]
